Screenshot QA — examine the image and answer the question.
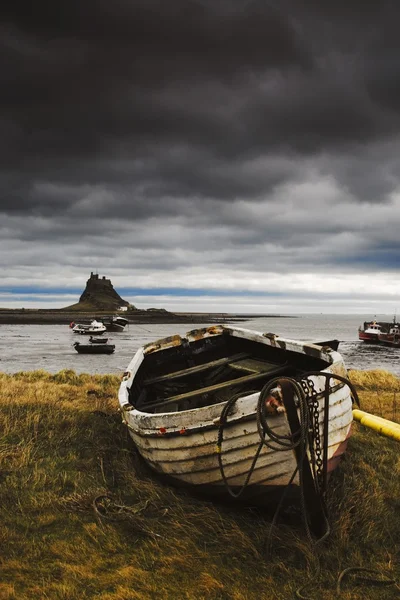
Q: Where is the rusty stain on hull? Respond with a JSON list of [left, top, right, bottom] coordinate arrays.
[[186, 325, 225, 340], [144, 334, 183, 354], [119, 325, 354, 505]]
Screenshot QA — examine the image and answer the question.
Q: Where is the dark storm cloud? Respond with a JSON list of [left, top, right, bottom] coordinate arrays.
[[1, 0, 400, 274]]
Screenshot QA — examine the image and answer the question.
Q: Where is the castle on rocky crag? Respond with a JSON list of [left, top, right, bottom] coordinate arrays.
[[77, 272, 131, 311]]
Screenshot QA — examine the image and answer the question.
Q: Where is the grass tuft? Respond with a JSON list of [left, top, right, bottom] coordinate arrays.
[[0, 369, 399, 599]]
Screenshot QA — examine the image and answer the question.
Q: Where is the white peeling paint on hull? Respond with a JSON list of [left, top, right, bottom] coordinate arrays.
[[119, 324, 355, 498], [129, 421, 298, 487], [147, 449, 298, 487], [124, 390, 352, 491]]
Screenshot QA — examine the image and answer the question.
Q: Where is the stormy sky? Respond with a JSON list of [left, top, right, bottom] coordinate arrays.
[[1, 0, 400, 313]]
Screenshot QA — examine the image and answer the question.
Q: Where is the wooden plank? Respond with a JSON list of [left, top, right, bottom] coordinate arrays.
[[228, 358, 278, 374], [143, 363, 288, 411], [143, 352, 250, 385]]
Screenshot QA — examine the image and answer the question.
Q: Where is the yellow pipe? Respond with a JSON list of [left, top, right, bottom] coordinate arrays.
[[353, 409, 400, 442]]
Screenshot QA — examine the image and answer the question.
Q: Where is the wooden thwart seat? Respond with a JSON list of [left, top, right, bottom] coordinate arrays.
[[143, 363, 288, 412], [143, 352, 250, 386], [228, 357, 280, 374]]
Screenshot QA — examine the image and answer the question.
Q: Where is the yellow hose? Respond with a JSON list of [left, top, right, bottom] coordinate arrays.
[[353, 409, 400, 442]]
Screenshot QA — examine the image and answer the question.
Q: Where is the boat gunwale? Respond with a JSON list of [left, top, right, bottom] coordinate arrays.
[[118, 325, 349, 430], [121, 380, 349, 438]]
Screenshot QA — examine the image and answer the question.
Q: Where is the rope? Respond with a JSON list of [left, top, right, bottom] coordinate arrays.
[[336, 567, 396, 594], [92, 494, 151, 521], [256, 377, 309, 451], [217, 379, 307, 482], [258, 378, 330, 562], [92, 494, 161, 538], [216, 390, 262, 499], [217, 375, 324, 551], [216, 372, 381, 599]]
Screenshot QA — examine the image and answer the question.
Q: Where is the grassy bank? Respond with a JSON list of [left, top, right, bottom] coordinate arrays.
[[0, 369, 399, 599]]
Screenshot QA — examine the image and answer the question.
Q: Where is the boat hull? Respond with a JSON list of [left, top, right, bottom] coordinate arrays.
[[124, 388, 352, 494], [75, 328, 106, 335], [102, 316, 129, 332], [378, 324, 400, 347], [358, 331, 381, 343], [73, 343, 115, 354], [104, 323, 125, 332], [89, 336, 109, 344], [119, 325, 354, 502], [72, 319, 107, 335]]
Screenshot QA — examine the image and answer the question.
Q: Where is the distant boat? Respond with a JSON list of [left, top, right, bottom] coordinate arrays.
[[378, 321, 400, 347], [71, 320, 107, 335], [358, 320, 385, 343], [73, 341, 115, 354], [118, 325, 357, 527], [101, 315, 129, 332], [89, 336, 109, 344], [358, 317, 400, 345]]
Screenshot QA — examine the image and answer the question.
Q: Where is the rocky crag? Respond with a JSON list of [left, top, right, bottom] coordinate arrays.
[[0, 273, 246, 324], [65, 273, 131, 311]]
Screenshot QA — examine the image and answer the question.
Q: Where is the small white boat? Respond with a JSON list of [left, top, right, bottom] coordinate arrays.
[[71, 320, 107, 335], [119, 325, 358, 529]]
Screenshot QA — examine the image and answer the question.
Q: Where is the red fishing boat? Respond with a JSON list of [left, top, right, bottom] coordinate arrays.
[[358, 320, 386, 343]]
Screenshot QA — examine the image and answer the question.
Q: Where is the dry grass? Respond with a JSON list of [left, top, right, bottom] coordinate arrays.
[[348, 369, 400, 422], [0, 369, 399, 600]]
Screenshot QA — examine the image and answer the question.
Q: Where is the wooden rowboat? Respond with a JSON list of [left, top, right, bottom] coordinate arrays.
[[118, 325, 358, 531]]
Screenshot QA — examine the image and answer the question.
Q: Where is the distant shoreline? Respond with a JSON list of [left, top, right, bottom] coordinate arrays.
[[0, 309, 296, 325]]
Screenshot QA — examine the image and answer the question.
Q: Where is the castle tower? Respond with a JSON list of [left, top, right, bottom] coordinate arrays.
[[79, 273, 130, 310]]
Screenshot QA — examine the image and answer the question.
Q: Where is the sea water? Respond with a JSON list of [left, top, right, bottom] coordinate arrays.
[[0, 314, 399, 376]]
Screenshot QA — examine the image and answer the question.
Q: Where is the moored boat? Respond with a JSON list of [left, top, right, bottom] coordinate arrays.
[[118, 325, 358, 528], [71, 320, 107, 335], [89, 336, 109, 344], [73, 341, 115, 354], [101, 315, 129, 332], [358, 320, 386, 343], [378, 321, 400, 347]]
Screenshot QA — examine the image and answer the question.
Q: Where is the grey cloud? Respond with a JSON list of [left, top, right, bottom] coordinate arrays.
[[1, 0, 400, 295]]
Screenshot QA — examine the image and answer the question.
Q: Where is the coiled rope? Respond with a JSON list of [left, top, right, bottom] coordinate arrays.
[[217, 376, 328, 553], [217, 373, 395, 597]]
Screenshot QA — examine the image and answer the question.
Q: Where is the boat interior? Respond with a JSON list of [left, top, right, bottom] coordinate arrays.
[[129, 331, 332, 414]]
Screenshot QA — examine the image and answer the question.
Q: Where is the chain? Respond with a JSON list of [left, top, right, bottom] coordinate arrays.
[[301, 377, 324, 491]]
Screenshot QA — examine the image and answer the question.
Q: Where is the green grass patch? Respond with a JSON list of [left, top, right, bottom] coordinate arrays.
[[0, 369, 398, 599]]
